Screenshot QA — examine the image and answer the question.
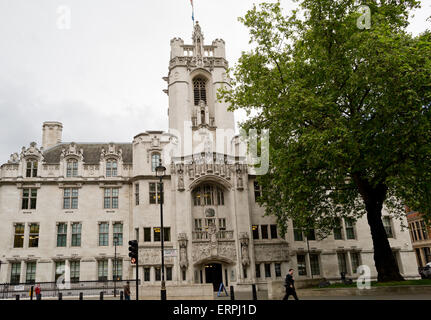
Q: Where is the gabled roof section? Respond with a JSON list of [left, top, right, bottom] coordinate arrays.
[[43, 143, 133, 164]]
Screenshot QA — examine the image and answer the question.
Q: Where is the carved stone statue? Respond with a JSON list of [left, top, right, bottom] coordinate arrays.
[[240, 233, 250, 266], [237, 174, 243, 189], [8, 153, 19, 164], [178, 234, 188, 269], [178, 169, 185, 191]]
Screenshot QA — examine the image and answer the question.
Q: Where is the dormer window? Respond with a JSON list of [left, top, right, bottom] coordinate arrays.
[[26, 160, 38, 178], [66, 160, 78, 177], [106, 159, 118, 177], [193, 78, 207, 105]]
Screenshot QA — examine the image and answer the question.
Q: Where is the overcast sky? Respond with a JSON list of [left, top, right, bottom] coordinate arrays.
[[0, 0, 429, 164]]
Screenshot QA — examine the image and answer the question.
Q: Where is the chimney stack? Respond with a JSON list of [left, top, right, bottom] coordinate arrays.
[[42, 121, 63, 150]]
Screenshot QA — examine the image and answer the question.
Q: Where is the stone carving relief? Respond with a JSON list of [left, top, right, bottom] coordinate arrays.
[[178, 233, 188, 269], [139, 248, 174, 266], [20, 142, 44, 161], [60, 143, 84, 161], [8, 153, 20, 164], [239, 233, 250, 266], [100, 143, 123, 161], [254, 243, 290, 263], [178, 167, 185, 191], [192, 241, 237, 264], [151, 136, 160, 148]]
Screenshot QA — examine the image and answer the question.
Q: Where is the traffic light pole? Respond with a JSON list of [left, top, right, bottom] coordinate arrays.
[[129, 240, 139, 301], [136, 255, 139, 301]]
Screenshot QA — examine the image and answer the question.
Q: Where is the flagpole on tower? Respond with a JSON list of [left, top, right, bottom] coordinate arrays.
[[190, 0, 195, 26]]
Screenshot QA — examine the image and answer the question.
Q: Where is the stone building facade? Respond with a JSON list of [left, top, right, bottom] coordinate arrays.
[[0, 23, 419, 291], [406, 209, 431, 268]]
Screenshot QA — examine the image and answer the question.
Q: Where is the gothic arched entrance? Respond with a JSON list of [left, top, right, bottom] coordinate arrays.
[[204, 263, 222, 291]]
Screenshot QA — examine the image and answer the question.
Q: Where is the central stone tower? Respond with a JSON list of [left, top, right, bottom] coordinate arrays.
[[165, 22, 235, 157]]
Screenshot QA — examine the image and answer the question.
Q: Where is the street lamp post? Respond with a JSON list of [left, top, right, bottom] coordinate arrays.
[[114, 235, 118, 297], [156, 161, 167, 301]]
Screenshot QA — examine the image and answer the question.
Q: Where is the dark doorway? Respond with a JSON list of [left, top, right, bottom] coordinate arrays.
[[205, 263, 222, 291]]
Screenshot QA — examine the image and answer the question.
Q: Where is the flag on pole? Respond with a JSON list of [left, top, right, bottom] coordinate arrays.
[[190, 0, 195, 23]]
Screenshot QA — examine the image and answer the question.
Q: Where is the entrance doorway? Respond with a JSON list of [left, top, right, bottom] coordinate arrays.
[[204, 263, 222, 291]]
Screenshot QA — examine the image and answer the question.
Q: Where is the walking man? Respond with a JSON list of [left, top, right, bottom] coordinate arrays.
[[283, 269, 299, 300], [123, 281, 131, 300]]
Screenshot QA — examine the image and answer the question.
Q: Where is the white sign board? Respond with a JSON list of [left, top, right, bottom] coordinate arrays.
[[14, 285, 25, 291], [164, 249, 177, 257]]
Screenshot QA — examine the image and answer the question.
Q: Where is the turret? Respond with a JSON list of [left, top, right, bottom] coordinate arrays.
[[170, 37, 184, 59]]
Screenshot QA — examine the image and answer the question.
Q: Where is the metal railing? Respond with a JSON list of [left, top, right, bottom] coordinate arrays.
[[0, 279, 140, 300]]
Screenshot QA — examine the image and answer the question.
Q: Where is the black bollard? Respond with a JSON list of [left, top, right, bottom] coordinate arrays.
[[79, 292, 83, 300], [30, 286, 34, 300], [230, 286, 235, 300], [252, 284, 257, 300], [100, 292, 104, 300], [58, 292, 62, 300], [16, 295, 20, 300], [120, 291, 124, 300]]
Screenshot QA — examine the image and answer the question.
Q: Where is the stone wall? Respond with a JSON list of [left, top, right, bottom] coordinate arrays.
[[133, 284, 214, 300]]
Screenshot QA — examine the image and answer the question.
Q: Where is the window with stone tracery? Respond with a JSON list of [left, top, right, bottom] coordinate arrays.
[[192, 184, 224, 206], [193, 77, 207, 105]]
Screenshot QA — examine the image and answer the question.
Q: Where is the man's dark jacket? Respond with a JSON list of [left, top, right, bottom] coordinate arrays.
[[284, 274, 295, 292]]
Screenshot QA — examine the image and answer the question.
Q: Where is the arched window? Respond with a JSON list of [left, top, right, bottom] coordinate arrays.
[[26, 160, 38, 178], [151, 153, 161, 172], [106, 159, 118, 177], [193, 184, 224, 206], [66, 159, 78, 177], [193, 78, 207, 105]]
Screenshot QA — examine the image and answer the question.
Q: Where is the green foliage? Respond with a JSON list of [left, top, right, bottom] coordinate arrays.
[[219, 0, 431, 236]]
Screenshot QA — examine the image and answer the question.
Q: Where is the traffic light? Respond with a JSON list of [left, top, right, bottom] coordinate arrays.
[[128, 240, 138, 264]]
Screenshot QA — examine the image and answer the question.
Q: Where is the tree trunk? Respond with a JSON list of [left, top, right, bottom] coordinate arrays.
[[353, 175, 404, 282]]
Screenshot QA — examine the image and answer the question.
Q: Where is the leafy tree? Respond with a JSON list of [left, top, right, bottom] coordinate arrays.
[[220, 0, 431, 281]]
